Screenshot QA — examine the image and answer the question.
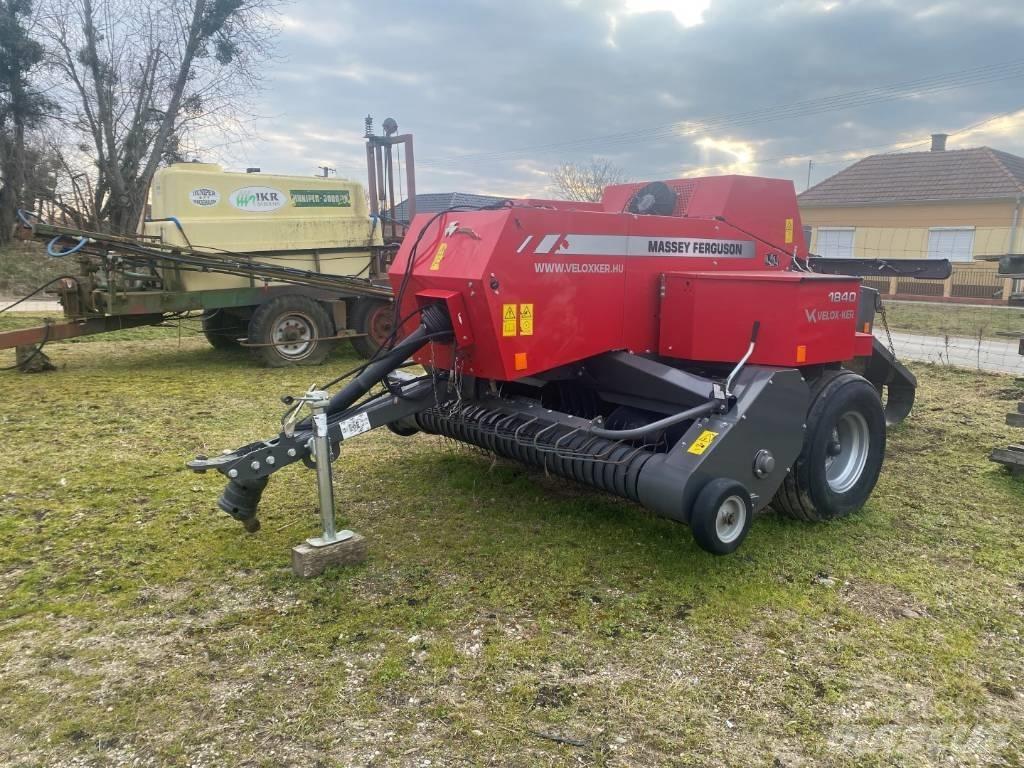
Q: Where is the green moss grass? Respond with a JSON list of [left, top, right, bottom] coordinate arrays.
[[0, 333, 1021, 766]]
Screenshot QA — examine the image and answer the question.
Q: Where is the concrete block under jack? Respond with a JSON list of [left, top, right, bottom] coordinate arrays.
[[291, 532, 367, 578]]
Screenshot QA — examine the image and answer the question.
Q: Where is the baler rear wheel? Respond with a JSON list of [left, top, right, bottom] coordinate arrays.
[[690, 479, 753, 555], [773, 370, 885, 522]]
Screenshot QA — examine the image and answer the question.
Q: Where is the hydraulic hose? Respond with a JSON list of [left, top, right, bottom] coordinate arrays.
[[586, 400, 717, 440], [47, 235, 89, 257], [218, 304, 452, 527], [324, 302, 453, 416], [325, 325, 435, 415]]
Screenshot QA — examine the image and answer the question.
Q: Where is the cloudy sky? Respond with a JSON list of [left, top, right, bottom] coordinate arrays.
[[229, 0, 1024, 199]]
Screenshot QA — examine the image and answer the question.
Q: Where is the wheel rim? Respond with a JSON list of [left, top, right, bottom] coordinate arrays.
[[715, 495, 747, 544], [271, 312, 317, 360], [825, 410, 870, 494], [367, 304, 394, 348]]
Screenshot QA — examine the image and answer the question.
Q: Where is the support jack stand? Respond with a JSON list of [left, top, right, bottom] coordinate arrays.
[[290, 390, 367, 578]]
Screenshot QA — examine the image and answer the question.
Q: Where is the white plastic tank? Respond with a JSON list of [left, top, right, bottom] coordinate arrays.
[[143, 163, 382, 291]]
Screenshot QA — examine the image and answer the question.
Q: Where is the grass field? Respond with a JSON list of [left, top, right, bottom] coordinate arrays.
[[0, 242, 70, 299], [882, 301, 1024, 341], [1, 329, 1022, 767]]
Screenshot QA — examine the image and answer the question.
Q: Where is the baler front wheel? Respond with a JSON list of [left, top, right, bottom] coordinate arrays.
[[690, 479, 753, 555], [773, 370, 886, 522]]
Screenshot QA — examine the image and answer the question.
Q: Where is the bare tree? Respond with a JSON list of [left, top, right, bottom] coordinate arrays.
[[549, 159, 628, 202], [40, 0, 278, 233], [0, 0, 52, 244]]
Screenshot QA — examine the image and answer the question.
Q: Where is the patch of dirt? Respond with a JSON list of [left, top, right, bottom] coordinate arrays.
[[533, 682, 575, 708], [840, 578, 930, 621], [827, 675, 1018, 766], [992, 387, 1024, 401]]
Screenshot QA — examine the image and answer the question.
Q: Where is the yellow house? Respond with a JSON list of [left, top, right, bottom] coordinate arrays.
[[798, 135, 1024, 301]]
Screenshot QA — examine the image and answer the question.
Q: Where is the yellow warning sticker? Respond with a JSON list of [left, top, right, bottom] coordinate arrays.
[[428, 242, 448, 271], [687, 430, 719, 455], [784, 218, 794, 244], [502, 303, 517, 337], [519, 303, 533, 336]]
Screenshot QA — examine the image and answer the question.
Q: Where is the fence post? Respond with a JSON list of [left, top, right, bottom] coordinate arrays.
[[888, 277, 899, 297], [943, 275, 953, 298], [1003, 277, 1014, 304]]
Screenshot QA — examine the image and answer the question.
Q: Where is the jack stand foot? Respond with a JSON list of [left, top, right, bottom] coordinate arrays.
[[291, 531, 367, 578], [306, 529, 354, 548]]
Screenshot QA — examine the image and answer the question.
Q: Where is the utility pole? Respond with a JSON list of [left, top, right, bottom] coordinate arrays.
[[806, 159, 815, 191], [317, 165, 336, 178]]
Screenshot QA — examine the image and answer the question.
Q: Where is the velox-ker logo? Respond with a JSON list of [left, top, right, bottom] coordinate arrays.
[[189, 187, 220, 207], [229, 186, 285, 212], [805, 308, 855, 323]]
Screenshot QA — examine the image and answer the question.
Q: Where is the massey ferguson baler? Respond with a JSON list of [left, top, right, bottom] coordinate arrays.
[[190, 175, 917, 555]]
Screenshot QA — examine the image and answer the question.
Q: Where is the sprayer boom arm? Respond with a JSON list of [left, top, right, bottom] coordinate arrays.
[[26, 220, 392, 299]]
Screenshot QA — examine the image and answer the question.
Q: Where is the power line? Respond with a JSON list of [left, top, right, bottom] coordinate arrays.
[[442, 63, 1024, 166], [419, 58, 1024, 168], [427, 59, 1024, 165], [438, 106, 1023, 194], [792, 107, 1023, 175], [642, 106, 1022, 189], [455, 107, 1021, 187]]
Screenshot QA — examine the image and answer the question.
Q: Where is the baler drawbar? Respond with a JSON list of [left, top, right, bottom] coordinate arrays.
[[190, 175, 920, 555]]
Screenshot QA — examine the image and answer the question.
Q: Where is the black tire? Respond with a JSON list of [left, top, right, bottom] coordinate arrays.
[[386, 421, 419, 437], [690, 478, 753, 555], [772, 370, 886, 522], [247, 295, 335, 367], [349, 298, 394, 359], [201, 309, 243, 350]]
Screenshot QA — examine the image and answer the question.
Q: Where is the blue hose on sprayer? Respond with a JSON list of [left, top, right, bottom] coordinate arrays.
[[16, 208, 89, 257], [46, 235, 89, 257]]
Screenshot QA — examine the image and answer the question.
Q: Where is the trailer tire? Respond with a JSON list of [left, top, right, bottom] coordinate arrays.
[[349, 298, 394, 359], [690, 478, 753, 555], [773, 370, 886, 522], [201, 309, 243, 350], [248, 295, 335, 367]]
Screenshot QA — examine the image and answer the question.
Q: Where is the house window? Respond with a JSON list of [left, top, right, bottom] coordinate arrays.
[[927, 227, 975, 263], [816, 227, 855, 258]]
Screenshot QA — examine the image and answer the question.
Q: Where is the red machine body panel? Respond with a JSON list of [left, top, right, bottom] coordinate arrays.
[[387, 175, 862, 380], [658, 272, 859, 366], [602, 175, 810, 262]]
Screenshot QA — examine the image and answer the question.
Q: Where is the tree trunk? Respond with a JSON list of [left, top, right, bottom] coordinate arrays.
[[0, 109, 28, 245], [0, 138, 12, 244], [0, 184, 15, 246]]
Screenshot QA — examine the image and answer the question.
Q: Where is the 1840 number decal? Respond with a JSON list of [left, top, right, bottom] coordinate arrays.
[[828, 290, 857, 303]]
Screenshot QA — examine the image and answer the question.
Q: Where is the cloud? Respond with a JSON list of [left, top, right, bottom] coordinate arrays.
[[620, 0, 711, 27], [953, 108, 1024, 144], [692, 136, 759, 175], [214, 0, 1024, 197]]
